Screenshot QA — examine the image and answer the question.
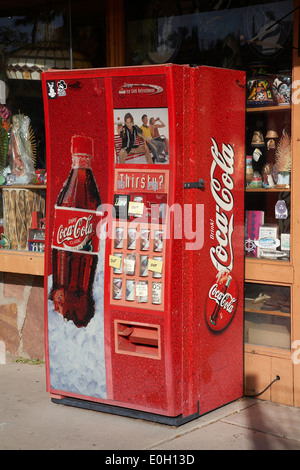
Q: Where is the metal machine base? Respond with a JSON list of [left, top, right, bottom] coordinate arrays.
[[51, 396, 200, 427]]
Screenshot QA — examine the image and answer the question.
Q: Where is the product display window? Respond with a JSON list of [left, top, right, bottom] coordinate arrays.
[[244, 282, 291, 350]]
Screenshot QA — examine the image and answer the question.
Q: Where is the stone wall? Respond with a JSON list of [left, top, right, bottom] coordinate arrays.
[[0, 273, 44, 360]]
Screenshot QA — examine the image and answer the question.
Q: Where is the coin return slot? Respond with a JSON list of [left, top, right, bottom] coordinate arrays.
[[115, 321, 161, 359]]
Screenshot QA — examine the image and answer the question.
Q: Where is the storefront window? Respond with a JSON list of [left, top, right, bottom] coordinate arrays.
[[125, 0, 294, 264], [0, 1, 106, 252], [244, 282, 291, 349], [0, 1, 106, 170], [124, 0, 293, 71]]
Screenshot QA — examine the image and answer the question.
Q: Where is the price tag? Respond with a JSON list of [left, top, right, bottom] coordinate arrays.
[[109, 255, 122, 270], [128, 201, 144, 216], [148, 258, 163, 274]]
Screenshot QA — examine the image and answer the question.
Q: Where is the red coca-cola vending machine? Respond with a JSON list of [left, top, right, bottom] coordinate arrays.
[[42, 64, 245, 425]]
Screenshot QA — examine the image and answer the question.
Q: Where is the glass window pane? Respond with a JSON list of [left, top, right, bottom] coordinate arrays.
[[244, 282, 291, 349], [124, 0, 293, 70]]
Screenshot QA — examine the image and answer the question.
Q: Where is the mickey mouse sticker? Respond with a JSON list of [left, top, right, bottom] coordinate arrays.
[[57, 80, 67, 97]]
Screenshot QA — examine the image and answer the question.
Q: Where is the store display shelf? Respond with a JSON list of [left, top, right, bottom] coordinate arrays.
[[246, 105, 291, 113], [245, 302, 290, 318], [245, 258, 293, 284], [0, 184, 47, 189], [244, 343, 292, 358], [245, 187, 291, 192], [0, 250, 44, 275]]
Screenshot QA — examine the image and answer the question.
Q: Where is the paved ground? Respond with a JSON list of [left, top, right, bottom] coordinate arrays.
[[1, 355, 300, 451]]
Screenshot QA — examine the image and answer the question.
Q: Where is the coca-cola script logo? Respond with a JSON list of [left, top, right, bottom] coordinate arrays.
[[210, 138, 234, 272], [205, 271, 238, 332], [206, 138, 238, 332], [57, 215, 94, 248], [52, 207, 102, 254]]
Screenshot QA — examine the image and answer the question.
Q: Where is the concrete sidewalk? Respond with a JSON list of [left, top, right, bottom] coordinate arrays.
[[1, 355, 300, 450]]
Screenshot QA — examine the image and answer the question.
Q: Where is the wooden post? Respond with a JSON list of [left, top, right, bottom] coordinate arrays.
[[292, 0, 300, 407], [106, 0, 125, 67]]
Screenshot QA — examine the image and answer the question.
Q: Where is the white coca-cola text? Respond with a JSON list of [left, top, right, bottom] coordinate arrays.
[[209, 283, 237, 314], [57, 215, 94, 245], [210, 138, 234, 272]]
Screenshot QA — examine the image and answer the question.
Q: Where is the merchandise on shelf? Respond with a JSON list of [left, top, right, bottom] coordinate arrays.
[[10, 114, 36, 185]]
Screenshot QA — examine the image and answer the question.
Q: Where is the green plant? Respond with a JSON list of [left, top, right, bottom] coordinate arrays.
[[13, 358, 44, 365]]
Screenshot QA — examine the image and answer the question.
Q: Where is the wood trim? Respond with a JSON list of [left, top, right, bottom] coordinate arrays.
[[245, 259, 294, 284], [244, 351, 293, 405], [292, 0, 300, 408], [106, 0, 125, 67], [246, 105, 291, 113], [244, 0, 300, 407], [245, 187, 290, 192], [245, 344, 292, 359], [0, 250, 44, 276]]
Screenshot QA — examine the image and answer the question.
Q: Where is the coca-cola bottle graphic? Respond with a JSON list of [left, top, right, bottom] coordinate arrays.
[[49, 135, 102, 327], [210, 275, 232, 326]]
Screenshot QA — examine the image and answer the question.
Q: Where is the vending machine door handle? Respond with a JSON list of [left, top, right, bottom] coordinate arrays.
[[183, 179, 205, 190]]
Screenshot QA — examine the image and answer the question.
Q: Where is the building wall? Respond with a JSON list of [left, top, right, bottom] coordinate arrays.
[[0, 272, 44, 359]]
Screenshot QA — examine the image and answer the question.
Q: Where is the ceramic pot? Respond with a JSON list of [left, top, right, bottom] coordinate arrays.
[[276, 171, 290, 187], [251, 130, 265, 147], [248, 171, 262, 188], [245, 156, 254, 186], [247, 65, 275, 107], [272, 71, 292, 106]]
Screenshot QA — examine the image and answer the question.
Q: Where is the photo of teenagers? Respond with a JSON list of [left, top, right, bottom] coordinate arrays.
[[114, 108, 169, 165]]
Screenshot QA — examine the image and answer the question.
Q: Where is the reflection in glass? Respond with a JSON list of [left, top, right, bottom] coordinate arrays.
[[126, 0, 293, 69], [142, 0, 182, 63]]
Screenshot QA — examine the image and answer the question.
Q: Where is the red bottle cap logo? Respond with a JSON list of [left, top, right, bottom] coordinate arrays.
[[71, 135, 94, 156]]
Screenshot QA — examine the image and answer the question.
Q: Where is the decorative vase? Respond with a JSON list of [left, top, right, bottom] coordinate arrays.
[[272, 71, 292, 106], [248, 171, 262, 188], [266, 128, 278, 150], [251, 130, 265, 147], [247, 64, 275, 107], [276, 171, 290, 188], [245, 156, 254, 186]]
